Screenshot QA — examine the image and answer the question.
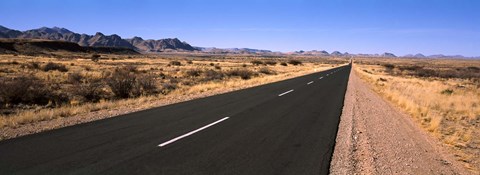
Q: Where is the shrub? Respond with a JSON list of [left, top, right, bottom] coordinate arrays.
[[209, 63, 215, 66], [398, 65, 423, 72], [161, 82, 177, 94], [29, 62, 40, 69], [43, 62, 68, 72], [186, 69, 202, 77], [416, 69, 437, 77], [251, 60, 263, 66], [170, 61, 182, 66], [441, 89, 454, 95], [67, 72, 84, 84], [264, 60, 277, 66], [71, 78, 105, 102], [258, 67, 276, 75], [214, 65, 221, 70], [186, 60, 193, 64], [137, 74, 157, 95], [226, 69, 257, 80], [467, 66, 480, 72], [288, 60, 302, 65], [124, 65, 138, 73], [280, 62, 288, 66], [0, 76, 51, 106], [106, 67, 157, 98], [203, 70, 224, 81], [91, 54, 101, 62], [383, 64, 395, 70], [106, 68, 138, 98]]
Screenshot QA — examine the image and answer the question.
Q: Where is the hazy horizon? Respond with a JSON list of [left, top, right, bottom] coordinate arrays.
[[1, 0, 479, 56]]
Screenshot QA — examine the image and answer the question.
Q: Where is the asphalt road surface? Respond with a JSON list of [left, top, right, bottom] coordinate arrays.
[[0, 64, 351, 175]]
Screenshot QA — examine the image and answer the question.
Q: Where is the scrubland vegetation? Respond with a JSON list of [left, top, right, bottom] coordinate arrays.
[[355, 58, 480, 171], [0, 53, 347, 133]]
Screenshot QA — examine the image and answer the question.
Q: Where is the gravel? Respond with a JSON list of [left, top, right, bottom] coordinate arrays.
[[330, 66, 470, 175]]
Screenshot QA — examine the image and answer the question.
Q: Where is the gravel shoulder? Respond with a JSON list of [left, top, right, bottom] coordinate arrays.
[[330, 65, 470, 174]]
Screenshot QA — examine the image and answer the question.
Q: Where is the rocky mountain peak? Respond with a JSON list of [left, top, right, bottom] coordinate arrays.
[[0, 25, 198, 52]]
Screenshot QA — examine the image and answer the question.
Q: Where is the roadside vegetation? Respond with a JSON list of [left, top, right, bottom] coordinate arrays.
[[0, 53, 347, 135], [354, 58, 480, 172]]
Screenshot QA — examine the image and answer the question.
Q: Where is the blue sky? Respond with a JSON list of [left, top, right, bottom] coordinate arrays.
[[1, 0, 479, 56]]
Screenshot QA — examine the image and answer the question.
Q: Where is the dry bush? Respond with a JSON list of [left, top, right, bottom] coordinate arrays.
[[185, 69, 202, 77], [106, 67, 157, 98], [161, 82, 177, 94], [106, 68, 139, 98], [280, 62, 288, 66], [91, 54, 101, 62], [383, 63, 395, 70], [0, 76, 51, 107], [42, 62, 68, 72], [226, 69, 257, 80], [25, 62, 40, 70], [264, 60, 277, 66], [67, 72, 83, 84], [288, 60, 302, 65], [388, 65, 480, 81], [137, 74, 157, 95], [251, 60, 263, 66], [124, 65, 138, 73], [202, 69, 224, 81], [71, 78, 106, 102], [169, 60, 182, 66], [258, 67, 276, 75]]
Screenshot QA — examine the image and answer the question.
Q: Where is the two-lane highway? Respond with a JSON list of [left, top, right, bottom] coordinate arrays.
[[0, 64, 351, 175]]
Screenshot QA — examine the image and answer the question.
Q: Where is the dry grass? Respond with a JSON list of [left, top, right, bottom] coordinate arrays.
[[0, 53, 344, 131], [354, 58, 480, 172]]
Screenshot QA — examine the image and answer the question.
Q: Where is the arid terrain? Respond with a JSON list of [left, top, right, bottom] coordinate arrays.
[[0, 52, 347, 140], [349, 58, 480, 173]]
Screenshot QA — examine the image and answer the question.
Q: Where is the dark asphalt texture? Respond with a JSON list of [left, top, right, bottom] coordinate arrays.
[[0, 64, 351, 175]]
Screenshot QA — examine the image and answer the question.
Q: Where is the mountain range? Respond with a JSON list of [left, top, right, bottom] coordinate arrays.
[[0, 25, 477, 59], [0, 25, 196, 52], [195, 47, 275, 54]]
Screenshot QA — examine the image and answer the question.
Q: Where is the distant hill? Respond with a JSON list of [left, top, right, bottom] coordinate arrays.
[[0, 39, 139, 55], [0, 25, 197, 52], [195, 47, 273, 54], [382, 52, 397, 57], [126, 37, 196, 52]]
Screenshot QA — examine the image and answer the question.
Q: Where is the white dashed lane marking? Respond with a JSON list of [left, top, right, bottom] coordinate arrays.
[[158, 117, 230, 147], [278, 89, 294, 96]]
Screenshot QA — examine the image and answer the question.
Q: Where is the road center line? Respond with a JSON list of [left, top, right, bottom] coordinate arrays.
[[307, 81, 314, 85], [278, 89, 294, 96], [158, 117, 229, 147]]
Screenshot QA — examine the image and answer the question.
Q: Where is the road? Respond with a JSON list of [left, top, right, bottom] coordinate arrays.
[[0, 64, 351, 175]]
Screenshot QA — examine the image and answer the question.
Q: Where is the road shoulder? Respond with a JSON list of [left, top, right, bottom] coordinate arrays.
[[330, 65, 469, 174]]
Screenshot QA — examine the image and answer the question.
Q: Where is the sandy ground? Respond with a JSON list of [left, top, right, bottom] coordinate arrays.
[[330, 66, 471, 175]]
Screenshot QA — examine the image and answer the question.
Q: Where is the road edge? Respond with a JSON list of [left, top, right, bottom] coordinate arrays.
[[329, 64, 356, 174]]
